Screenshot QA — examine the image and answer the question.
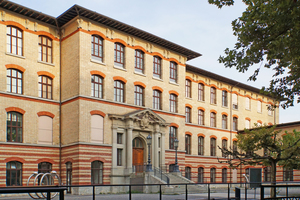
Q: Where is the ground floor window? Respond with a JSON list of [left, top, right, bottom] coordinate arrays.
[[6, 161, 22, 186], [91, 161, 103, 184]]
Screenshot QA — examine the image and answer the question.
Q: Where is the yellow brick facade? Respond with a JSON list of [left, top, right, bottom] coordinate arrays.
[[0, 2, 298, 191]]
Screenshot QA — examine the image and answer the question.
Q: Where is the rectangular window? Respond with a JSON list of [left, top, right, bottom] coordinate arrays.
[[39, 36, 52, 63], [245, 120, 250, 129], [257, 100, 262, 113], [134, 85, 144, 106], [114, 43, 124, 68], [169, 126, 177, 150], [117, 149, 122, 166], [198, 136, 204, 155], [210, 112, 216, 127], [158, 137, 161, 148], [198, 83, 204, 101], [153, 90, 161, 110], [245, 97, 251, 110], [114, 80, 124, 102], [222, 90, 228, 107], [91, 35, 103, 62], [210, 87, 216, 104], [185, 80, 191, 98], [232, 93, 238, 109], [170, 62, 177, 83], [210, 138, 216, 156], [222, 168, 227, 183], [198, 110, 204, 125], [135, 50, 144, 73], [185, 107, 191, 123], [222, 115, 227, 129], [7, 26, 23, 56], [117, 133, 122, 144], [153, 56, 161, 78], [222, 139, 227, 157], [169, 94, 177, 113], [185, 135, 191, 154]]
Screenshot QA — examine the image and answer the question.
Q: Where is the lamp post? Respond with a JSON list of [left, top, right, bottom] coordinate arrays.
[[173, 138, 180, 172], [146, 134, 153, 172]]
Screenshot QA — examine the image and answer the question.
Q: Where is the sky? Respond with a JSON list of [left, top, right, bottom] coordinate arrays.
[[8, 0, 299, 124]]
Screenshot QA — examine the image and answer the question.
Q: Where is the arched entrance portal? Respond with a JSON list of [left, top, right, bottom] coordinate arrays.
[[132, 137, 144, 172]]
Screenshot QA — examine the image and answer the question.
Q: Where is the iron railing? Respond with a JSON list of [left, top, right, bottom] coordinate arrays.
[[154, 167, 170, 184]]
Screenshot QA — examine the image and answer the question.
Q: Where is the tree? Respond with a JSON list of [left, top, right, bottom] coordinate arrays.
[[218, 125, 300, 197], [208, 0, 300, 108]]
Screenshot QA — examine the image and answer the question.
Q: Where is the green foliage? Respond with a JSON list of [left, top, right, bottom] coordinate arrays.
[[209, 0, 300, 108]]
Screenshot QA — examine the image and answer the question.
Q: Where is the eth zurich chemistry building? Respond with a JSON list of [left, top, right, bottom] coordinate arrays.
[[1, 0, 295, 193]]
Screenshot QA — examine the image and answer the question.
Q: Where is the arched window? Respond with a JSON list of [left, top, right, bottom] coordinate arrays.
[[185, 107, 191, 123], [198, 109, 204, 125], [38, 75, 53, 99], [39, 35, 52, 63], [135, 50, 144, 73], [7, 112, 23, 142], [233, 117, 238, 131], [7, 26, 23, 56], [185, 134, 191, 154], [198, 167, 204, 183], [134, 85, 144, 106], [91, 75, 103, 98], [38, 162, 52, 173], [198, 136, 204, 155], [153, 56, 161, 79], [114, 43, 124, 68], [222, 115, 227, 129], [210, 138, 216, 156], [257, 100, 262, 113], [66, 162, 72, 193], [6, 161, 22, 186], [91, 115, 104, 143], [169, 126, 177, 150], [7, 69, 23, 94], [114, 80, 125, 102], [210, 112, 216, 127], [210, 168, 216, 183], [169, 62, 177, 83], [232, 93, 238, 109], [91, 161, 103, 184], [245, 119, 250, 129], [245, 97, 251, 110], [222, 90, 228, 107], [91, 35, 103, 62], [222, 139, 227, 157], [169, 94, 177, 113], [38, 116, 53, 145], [185, 167, 191, 180], [198, 83, 204, 101], [210, 87, 216, 104], [222, 168, 227, 183], [153, 90, 161, 110], [185, 79, 191, 98]]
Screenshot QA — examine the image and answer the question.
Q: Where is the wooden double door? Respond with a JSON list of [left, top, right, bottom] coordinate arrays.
[[132, 138, 144, 172]]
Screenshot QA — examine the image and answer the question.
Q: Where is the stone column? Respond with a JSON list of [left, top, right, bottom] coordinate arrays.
[[153, 124, 160, 168], [161, 131, 166, 171], [126, 127, 133, 173], [111, 125, 118, 169]]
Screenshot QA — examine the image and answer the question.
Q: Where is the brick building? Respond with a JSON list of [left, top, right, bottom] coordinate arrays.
[[1, 0, 295, 192]]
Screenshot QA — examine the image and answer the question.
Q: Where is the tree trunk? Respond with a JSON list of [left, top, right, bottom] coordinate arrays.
[[270, 161, 277, 198]]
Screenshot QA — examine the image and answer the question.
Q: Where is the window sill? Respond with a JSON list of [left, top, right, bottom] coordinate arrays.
[[113, 66, 127, 71], [210, 103, 217, 106], [169, 81, 179, 86], [134, 71, 146, 77], [245, 108, 251, 111], [90, 58, 106, 66], [5, 52, 25, 59], [185, 97, 192, 100], [37, 60, 55, 66], [152, 77, 163, 82], [222, 105, 228, 108], [257, 111, 262, 114], [198, 100, 205, 103]]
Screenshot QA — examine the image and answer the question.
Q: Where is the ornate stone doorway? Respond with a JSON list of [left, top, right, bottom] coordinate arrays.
[[132, 137, 144, 172]]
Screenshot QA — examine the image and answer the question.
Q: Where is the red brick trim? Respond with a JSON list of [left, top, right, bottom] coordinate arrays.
[[185, 131, 192, 136], [233, 114, 239, 119], [210, 135, 217, 139], [197, 107, 205, 111], [113, 76, 127, 83], [168, 58, 179, 64], [89, 157, 107, 163], [257, 120, 263, 124], [169, 90, 179, 96], [90, 110, 106, 117], [197, 80, 206, 85], [152, 86, 163, 92], [151, 52, 164, 58], [63, 158, 74, 164], [37, 31, 58, 41], [221, 112, 228, 116], [232, 91, 239, 95], [5, 64, 26, 72], [90, 70, 106, 78], [210, 84, 217, 89], [37, 111, 55, 118], [196, 164, 205, 168], [5, 21, 26, 31], [134, 81, 146, 88], [221, 166, 229, 169], [169, 123, 179, 128], [185, 164, 193, 168], [132, 45, 147, 53], [185, 76, 193, 82], [87, 30, 106, 39], [36, 158, 54, 164], [268, 122, 273, 126], [245, 117, 251, 121], [221, 137, 228, 141], [5, 107, 25, 114], [221, 88, 229, 92], [197, 133, 205, 138], [210, 109, 217, 114], [112, 38, 127, 46], [233, 138, 238, 142], [4, 157, 25, 163], [37, 71, 55, 79], [185, 104, 192, 108], [209, 165, 218, 169]]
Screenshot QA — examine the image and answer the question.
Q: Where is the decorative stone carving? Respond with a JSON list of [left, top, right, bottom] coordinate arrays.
[[106, 28, 110, 38], [25, 19, 29, 29], [61, 28, 65, 37], [111, 30, 114, 39], [88, 22, 92, 31], [77, 18, 83, 28], [131, 37, 135, 46], [34, 22, 38, 32], [1, 11, 5, 21], [127, 36, 131, 45], [140, 112, 150, 129]]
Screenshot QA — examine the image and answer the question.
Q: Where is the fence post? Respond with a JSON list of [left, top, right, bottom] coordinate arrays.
[[286, 185, 288, 197], [185, 184, 188, 200], [93, 185, 95, 200], [129, 185, 131, 200], [260, 185, 264, 200], [60, 189, 64, 200], [47, 191, 51, 200], [159, 184, 162, 200], [208, 183, 210, 200], [227, 183, 230, 200], [245, 182, 247, 200]]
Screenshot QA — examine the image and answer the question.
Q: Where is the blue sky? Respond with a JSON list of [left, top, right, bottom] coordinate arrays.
[[9, 0, 299, 124]]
